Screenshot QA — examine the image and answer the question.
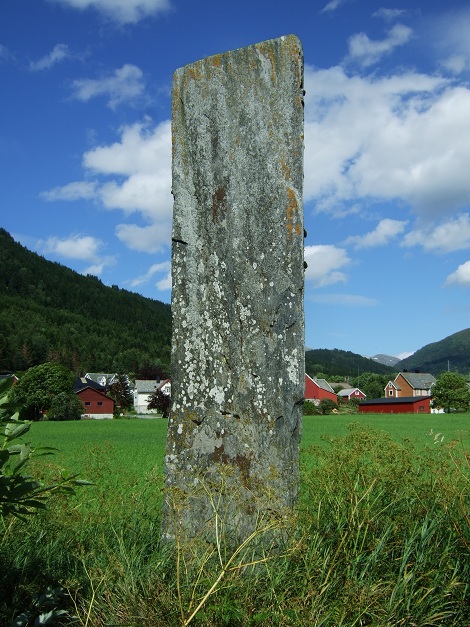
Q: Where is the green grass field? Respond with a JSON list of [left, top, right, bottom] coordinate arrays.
[[27, 412, 470, 484], [1, 413, 468, 626]]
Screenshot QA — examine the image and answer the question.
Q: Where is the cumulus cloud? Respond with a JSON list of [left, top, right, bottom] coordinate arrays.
[[403, 213, 470, 253], [347, 23, 413, 67], [40, 234, 115, 277], [42, 234, 102, 260], [49, 0, 171, 24], [42, 118, 172, 254], [303, 65, 470, 224], [446, 260, 470, 286], [304, 245, 350, 287], [30, 43, 71, 71], [128, 260, 171, 291], [71, 64, 145, 109], [345, 219, 408, 249]]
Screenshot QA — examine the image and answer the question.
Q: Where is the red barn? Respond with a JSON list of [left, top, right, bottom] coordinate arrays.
[[75, 384, 114, 419], [305, 374, 337, 403], [359, 396, 431, 414]]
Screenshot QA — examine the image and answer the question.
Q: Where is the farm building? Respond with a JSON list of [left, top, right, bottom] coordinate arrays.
[[305, 374, 337, 403], [74, 379, 115, 419], [338, 387, 366, 401], [133, 379, 171, 414], [359, 396, 431, 414], [385, 372, 436, 398]]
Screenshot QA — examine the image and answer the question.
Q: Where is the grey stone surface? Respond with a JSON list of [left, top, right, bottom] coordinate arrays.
[[163, 35, 305, 545]]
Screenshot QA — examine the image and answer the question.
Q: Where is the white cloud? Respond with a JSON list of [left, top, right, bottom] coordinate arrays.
[[71, 64, 145, 109], [50, 0, 171, 24], [321, 0, 348, 13], [345, 219, 408, 249], [427, 8, 470, 75], [129, 260, 171, 291], [310, 293, 377, 306], [403, 213, 470, 253], [40, 234, 115, 277], [373, 8, 407, 21], [304, 65, 470, 222], [41, 181, 97, 201], [446, 260, 470, 286], [42, 234, 102, 260], [30, 44, 70, 71], [304, 245, 350, 287], [440, 54, 467, 75], [116, 222, 171, 253], [43, 119, 172, 254], [348, 23, 413, 67]]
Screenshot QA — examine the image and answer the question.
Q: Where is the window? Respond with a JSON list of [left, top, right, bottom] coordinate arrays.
[[85, 402, 91, 406], [389, 390, 393, 396], [98, 402, 103, 406]]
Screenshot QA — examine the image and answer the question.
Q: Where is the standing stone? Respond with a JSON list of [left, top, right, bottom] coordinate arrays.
[[164, 35, 304, 546]]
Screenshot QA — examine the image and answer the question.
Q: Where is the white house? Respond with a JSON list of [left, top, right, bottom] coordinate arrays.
[[133, 379, 171, 414]]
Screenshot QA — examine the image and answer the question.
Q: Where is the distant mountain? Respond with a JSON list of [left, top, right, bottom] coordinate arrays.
[[306, 348, 395, 378], [369, 354, 400, 367], [396, 328, 470, 375], [0, 228, 171, 374]]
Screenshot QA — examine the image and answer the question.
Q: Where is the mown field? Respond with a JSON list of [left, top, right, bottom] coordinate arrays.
[[1, 413, 469, 626]]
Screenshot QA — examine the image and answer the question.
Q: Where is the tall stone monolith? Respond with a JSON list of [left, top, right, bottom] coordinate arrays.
[[163, 35, 305, 547]]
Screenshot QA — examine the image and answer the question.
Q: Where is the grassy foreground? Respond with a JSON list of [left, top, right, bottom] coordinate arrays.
[[1, 414, 469, 625]]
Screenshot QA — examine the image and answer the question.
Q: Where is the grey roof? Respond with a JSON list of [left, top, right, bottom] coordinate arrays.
[[338, 388, 362, 397], [312, 377, 335, 394], [399, 372, 436, 389], [134, 380, 159, 393]]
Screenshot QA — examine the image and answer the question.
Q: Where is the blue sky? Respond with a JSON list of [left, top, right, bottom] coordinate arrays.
[[2, 0, 470, 359]]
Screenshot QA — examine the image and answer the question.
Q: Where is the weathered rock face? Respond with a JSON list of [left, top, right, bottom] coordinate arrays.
[[164, 35, 305, 546]]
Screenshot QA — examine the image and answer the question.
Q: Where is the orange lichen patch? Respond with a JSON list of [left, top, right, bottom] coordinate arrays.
[[212, 54, 222, 68], [280, 158, 291, 182], [286, 186, 301, 239], [186, 63, 203, 82]]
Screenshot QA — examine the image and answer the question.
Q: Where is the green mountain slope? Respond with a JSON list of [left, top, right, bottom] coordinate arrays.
[[306, 348, 395, 378], [396, 328, 470, 376], [0, 228, 171, 373]]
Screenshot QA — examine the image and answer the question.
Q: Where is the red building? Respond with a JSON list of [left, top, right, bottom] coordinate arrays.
[[75, 384, 115, 419], [338, 387, 366, 401], [305, 374, 337, 403], [359, 396, 431, 414]]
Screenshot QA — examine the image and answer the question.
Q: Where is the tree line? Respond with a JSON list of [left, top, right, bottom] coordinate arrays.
[[0, 228, 171, 374]]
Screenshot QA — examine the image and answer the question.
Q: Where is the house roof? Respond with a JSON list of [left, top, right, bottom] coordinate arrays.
[[157, 379, 171, 390], [398, 372, 436, 389], [134, 380, 159, 394], [361, 396, 431, 406], [74, 377, 106, 392], [311, 377, 335, 394], [338, 388, 363, 397]]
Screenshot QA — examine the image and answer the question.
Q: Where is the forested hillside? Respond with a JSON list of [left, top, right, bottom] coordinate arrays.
[[306, 348, 394, 378], [0, 229, 171, 374], [396, 328, 470, 375]]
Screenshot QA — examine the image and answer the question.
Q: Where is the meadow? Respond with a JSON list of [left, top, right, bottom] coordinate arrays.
[[1, 413, 469, 626]]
